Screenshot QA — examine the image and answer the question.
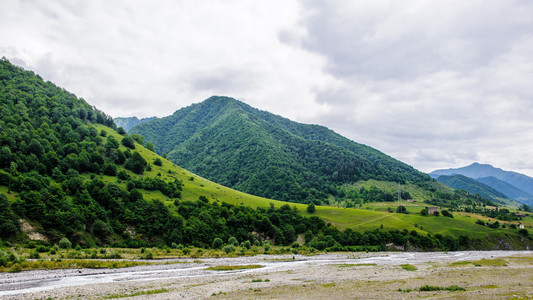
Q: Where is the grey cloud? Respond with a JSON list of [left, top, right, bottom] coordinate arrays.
[[300, 0, 533, 80]]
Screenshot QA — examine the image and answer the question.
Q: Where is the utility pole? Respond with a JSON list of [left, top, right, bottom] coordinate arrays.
[[398, 182, 401, 207]]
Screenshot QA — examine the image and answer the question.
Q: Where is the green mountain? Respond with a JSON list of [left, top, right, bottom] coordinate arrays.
[[1, 59, 530, 251], [0, 59, 336, 248], [130, 96, 431, 203], [114, 116, 157, 132], [436, 174, 508, 201]]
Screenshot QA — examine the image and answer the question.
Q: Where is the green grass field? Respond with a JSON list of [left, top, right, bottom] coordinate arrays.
[[82, 125, 533, 240]]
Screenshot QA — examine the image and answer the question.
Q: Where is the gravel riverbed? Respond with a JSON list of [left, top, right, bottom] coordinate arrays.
[[1, 251, 532, 299]]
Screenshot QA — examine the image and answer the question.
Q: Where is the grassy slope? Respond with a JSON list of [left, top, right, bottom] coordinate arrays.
[[2, 124, 518, 243], [85, 125, 525, 241]]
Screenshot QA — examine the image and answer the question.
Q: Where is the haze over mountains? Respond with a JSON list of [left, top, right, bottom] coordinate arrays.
[[431, 163, 533, 206], [114, 116, 157, 131], [129, 96, 431, 203]]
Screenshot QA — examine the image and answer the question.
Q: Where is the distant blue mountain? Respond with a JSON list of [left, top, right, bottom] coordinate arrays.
[[436, 174, 508, 200], [114, 116, 157, 131], [430, 163, 533, 206], [477, 176, 533, 204]]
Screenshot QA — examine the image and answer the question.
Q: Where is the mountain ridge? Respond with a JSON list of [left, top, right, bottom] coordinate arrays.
[[430, 163, 533, 206], [130, 96, 431, 203]]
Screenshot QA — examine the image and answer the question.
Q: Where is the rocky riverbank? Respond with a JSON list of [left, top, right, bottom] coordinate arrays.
[[1, 251, 532, 299]]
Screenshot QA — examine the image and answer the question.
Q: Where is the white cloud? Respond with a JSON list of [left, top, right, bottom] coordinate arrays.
[[1, 0, 533, 177], [0, 0, 337, 120]]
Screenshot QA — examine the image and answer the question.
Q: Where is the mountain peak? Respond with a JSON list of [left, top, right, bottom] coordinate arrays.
[[130, 96, 430, 202], [431, 163, 533, 204]]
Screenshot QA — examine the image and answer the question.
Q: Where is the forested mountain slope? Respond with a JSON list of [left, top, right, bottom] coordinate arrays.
[[2, 59, 530, 251], [130, 96, 431, 203], [0, 59, 334, 248], [476, 176, 533, 206], [436, 174, 508, 201]]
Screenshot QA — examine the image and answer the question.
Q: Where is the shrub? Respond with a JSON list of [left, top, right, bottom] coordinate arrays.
[[228, 236, 239, 247], [518, 229, 528, 237], [241, 240, 252, 249], [212, 238, 223, 249], [488, 221, 500, 229], [153, 158, 163, 166], [307, 203, 316, 213], [29, 250, 40, 259], [441, 210, 453, 218], [36, 245, 49, 253], [59, 237, 72, 249], [223, 245, 235, 254], [475, 219, 485, 226], [0, 255, 7, 267], [396, 205, 407, 214]]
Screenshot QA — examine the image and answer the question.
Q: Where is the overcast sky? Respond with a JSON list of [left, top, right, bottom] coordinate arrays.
[[2, 0, 533, 176]]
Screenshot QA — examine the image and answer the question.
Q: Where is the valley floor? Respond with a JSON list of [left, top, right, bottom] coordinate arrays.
[[1, 251, 532, 299]]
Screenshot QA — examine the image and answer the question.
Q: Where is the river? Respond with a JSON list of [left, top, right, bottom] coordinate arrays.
[[1, 250, 530, 298]]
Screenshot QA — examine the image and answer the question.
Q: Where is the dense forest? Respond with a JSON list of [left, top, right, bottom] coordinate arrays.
[[1, 59, 530, 252], [0, 59, 474, 251], [129, 96, 432, 203]]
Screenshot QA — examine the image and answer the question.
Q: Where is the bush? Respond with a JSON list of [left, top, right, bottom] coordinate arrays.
[[59, 237, 72, 249], [29, 250, 40, 259], [420, 208, 428, 216], [121, 136, 135, 149], [518, 229, 528, 237], [153, 158, 163, 166], [36, 245, 49, 253], [212, 238, 223, 249], [306, 203, 316, 213], [396, 205, 407, 214], [228, 236, 239, 247], [488, 221, 500, 229], [441, 210, 453, 218], [223, 245, 235, 254], [241, 240, 252, 249], [0, 255, 7, 267], [475, 219, 485, 226]]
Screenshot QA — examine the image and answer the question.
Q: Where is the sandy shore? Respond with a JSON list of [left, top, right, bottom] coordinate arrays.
[[1, 251, 532, 299]]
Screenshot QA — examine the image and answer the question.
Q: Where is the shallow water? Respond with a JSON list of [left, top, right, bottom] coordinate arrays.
[[0, 250, 529, 297]]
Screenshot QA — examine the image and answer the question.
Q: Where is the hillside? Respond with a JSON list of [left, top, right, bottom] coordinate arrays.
[[436, 174, 508, 201], [0, 59, 333, 248], [1, 59, 531, 251], [431, 163, 533, 206], [114, 116, 157, 131], [477, 176, 533, 206], [129, 96, 431, 203]]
